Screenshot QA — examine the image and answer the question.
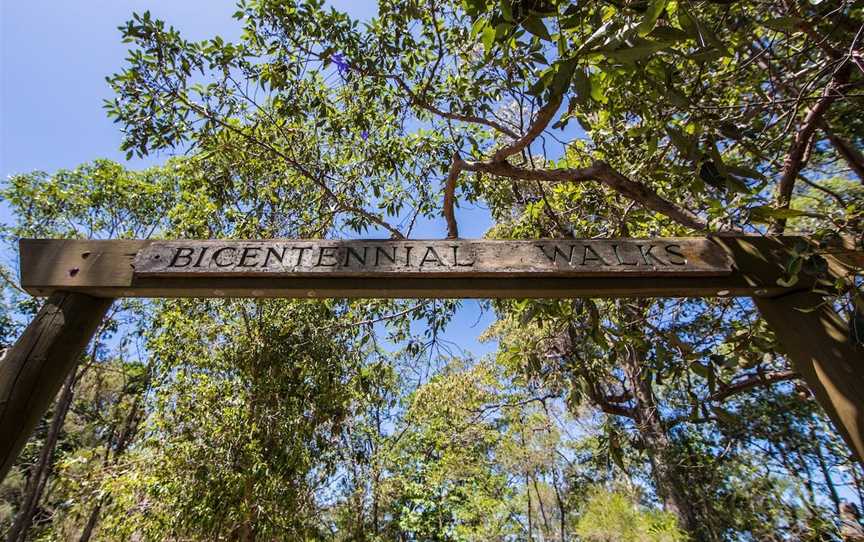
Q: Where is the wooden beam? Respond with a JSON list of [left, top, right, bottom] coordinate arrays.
[[754, 292, 864, 464], [7, 236, 864, 473], [16, 237, 825, 298], [133, 238, 732, 277], [0, 292, 113, 482]]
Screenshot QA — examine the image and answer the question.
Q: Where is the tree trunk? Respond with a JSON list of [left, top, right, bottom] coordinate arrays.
[[76, 498, 104, 542], [619, 343, 701, 538], [5, 367, 79, 542], [77, 365, 150, 542]]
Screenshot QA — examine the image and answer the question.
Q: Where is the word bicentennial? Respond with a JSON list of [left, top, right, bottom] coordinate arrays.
[[133, 240, 732, 277]]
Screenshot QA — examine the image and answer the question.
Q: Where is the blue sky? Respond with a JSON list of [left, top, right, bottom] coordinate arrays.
[[0, 0, 497, 357]]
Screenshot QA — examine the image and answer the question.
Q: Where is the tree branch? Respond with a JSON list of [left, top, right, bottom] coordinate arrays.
[[444, 152, 463, 239], [389, 75, 520, 139], [709, 370, 799, 403], [772, 64, 852, 233], [171, 90, 406, 239], [821, 121, 864, 183], [491, 94, 563, 162], [459, 157, 711, 231]]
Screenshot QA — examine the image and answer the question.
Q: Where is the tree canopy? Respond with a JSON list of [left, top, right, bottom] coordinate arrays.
[[2, 0, 864, 540]]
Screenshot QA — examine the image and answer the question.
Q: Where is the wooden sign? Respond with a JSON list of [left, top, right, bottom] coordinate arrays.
[[22, 237, 802, 299], [132, 239, 732, 278]]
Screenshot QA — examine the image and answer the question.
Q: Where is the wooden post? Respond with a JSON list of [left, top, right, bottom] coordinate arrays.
[[755, 292, 864, 464], [0, 292, 112, 482]]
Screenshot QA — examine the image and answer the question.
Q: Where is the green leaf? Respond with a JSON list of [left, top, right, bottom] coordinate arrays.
[[666, 126, 697, 160], [576, 20, 619, 53], [724, 164, 765, 180], [551, 58, 579, 95], [648, 25, 690, 42], [689, 362, 710, 379], [637, 0, 669, 37], [470, 17, 488, 38], [762, 17, 802, 32], [528, 66, 555, 96], [500, 0, 514, 22], [494, 22, 512, 40], [481, 24, 497, 53], [572, 69, 591, 103], [777, 275, 799, 287], [589, 72, 608, 104], [750, 205, 808, 222], [522, 16, 552, 41], [724, 176, 751, 194], [463, 0, 486, 16], [603, 40, 672, 63], [679, 6, 730, 56]]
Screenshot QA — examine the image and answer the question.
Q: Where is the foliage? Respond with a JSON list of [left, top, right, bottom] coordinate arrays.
[[3, 0, 864, 539], [574, 489, 685, 542]]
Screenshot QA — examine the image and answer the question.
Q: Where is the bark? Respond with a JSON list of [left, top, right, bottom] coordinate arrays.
[[5, 367, 79, 542], [77, 367, 150, 542], [0, 292, 112, 483], [559, 312, 703, 536], [552, 468, 566, 542], [813, 432, 842, 513], [532, 475, 551, 536], [840, 503, 864, 542], [772, 65, 852, 233], [76, 499, 104, 542], [444, 153, 463, 239], [823, 124, 864, 183], [459, 158, 711, 231], [618, 343, 702, 538]]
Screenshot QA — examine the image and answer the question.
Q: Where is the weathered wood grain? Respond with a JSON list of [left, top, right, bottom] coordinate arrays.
[[755, 291, 864, 464], [16, 236, 831, 298], [133, 239, 732, 277], [0, 292, 112, 482], [7, 236, 864, 473]]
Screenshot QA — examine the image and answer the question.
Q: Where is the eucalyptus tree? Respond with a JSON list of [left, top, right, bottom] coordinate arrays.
[[0, 159, 415, 540], [0, 161, 174, 542], [2, 0, 863, 538]]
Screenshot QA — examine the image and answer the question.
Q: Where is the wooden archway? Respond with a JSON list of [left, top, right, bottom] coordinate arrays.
[[2, 235, 863, 481]]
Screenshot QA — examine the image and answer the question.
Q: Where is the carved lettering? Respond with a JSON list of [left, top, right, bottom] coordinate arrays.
[[581, 245, 609, 266], [316, 247, 338, 267], [238, 246, 261, 267], [134, 240, 732, 278], [612, 244, 638, 266], [537, 244, 575, 264], [264, 247, 287, 267], [290, 246, 312, 266], [212, 247, 237, 268], [451, 245, 475, 267], [664, 244, 687, 265], [345, 247, 368, 266], [639, 244, 666, 266], [375, 246, 397, 266], [419, 246, 445, 266], [169, 247, 194, 268], [193, 247, 209, 267]]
